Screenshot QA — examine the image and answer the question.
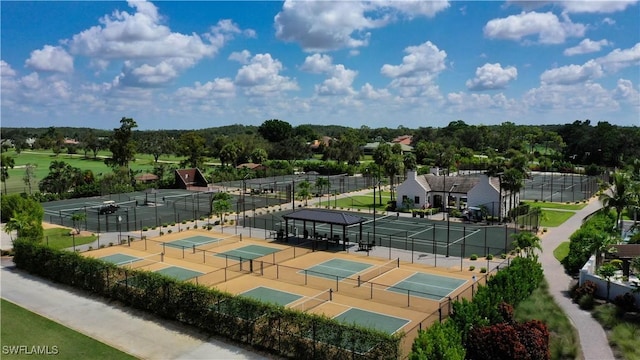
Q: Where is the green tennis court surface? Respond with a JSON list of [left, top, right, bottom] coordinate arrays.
[[155, 266, 203, 281], [165, 235, 222, 249], [240, 286, 302, 306], [334, 308, 409, 335], [387, 273, 466, 300], [99, 253, 140, 265], [216, 244, 280, 260], [303, 258, 372, 280]]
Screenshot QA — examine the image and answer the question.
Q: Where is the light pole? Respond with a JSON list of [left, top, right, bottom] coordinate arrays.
[[117, 215, 122, 244], [242, 173, 250, 226], [373, 179, 381, 244], [446, 183, 458, 257]]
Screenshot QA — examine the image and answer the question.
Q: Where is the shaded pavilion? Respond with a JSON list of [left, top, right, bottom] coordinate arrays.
[[281, 209, 366, 251]]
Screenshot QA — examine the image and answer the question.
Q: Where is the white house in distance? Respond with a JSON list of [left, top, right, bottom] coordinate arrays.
[[395, 169, 516, 220]]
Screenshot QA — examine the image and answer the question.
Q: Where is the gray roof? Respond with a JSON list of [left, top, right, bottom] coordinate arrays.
[[282, 209, 366, 226], [422, 174, 481, 194]]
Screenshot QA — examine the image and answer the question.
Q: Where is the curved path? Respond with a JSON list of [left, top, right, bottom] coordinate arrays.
[[539, 198, 615, 360]]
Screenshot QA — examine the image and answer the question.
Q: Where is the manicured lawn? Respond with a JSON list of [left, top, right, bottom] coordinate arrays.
[[315, 191, 393, 211], [42, 228, 97, 250], [2, 150, 185, 194], [524, 200, 587, 211], [540, 210, 576, 227], [0, 299, 136, 360], [553, 242, 570, 262]]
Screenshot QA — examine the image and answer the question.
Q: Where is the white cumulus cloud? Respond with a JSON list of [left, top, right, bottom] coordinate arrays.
[[484, 11, 585, 44], [466, 63, 518, 91], [67, 1, 249, 87], [613, 78, 640, 107], [301, 54, 357, 96], [564, 38, 611, 56], [274, 0, 449, 52], [596, 42, 640, 72], [540, 60, 603, 85], [234, 53, 298, 96], [25, 45, 74, 73]]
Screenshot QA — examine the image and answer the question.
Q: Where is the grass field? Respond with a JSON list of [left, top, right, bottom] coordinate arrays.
[[524, 200, 588, 211], [553, 242, 570, 262], [540, 210, 576, 227], [0, 299, 135, 360], [42, 228, 97, 250], [1, 150, 186, 194], [315, 190, 393, 210]]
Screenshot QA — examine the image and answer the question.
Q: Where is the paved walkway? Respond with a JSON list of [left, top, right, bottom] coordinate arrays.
[[0, 257, 275, 359], [539, 198, 615, 360]]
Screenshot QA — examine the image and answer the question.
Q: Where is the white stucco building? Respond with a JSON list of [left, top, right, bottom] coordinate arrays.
[[395, 170, 517, 220]]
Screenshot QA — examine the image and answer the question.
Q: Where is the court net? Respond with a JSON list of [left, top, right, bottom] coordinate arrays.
[[357, 258, 399, 285], [122, 253, 163, 269], [290, 289, 332, 312]]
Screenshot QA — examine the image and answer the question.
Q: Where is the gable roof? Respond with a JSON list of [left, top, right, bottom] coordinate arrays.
[[422, 174, 481, 193], [282, 209, 366, 226]]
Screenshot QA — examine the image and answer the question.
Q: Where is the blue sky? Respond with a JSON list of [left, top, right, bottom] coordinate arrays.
[[1, 0, 639, 130]]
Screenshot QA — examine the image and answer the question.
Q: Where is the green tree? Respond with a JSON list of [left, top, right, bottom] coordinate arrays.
[[71, 212, 87, 234], [250, 148, 268, 164], [333, 129, 363, 165], [2, 196, 44, 241], [597, 262, 619, 302], [105, 117, 138, 169], [211, 192, 232, 225], [403, 152, 417, 172], [315, 177, 330, 196], [511, 232, 541, 259], [599, 171, 633, 231], [258, 119, 293, 143], [22, 164, 36, 195], [140, 131, 175, 163], [219, 143, 240, 167], [1, 153, 15, 195], [81, 129, 99, 158], [296, 180, 312, 206], [410, 321, 465, 360], [176, 132, 206, 168], [39, 161, 82, 196]]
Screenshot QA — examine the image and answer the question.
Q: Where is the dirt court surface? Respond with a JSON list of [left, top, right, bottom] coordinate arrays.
[[83, 228, 480, 356]]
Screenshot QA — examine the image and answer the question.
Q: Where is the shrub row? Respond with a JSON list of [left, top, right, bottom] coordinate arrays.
[[410, 257, 545, 359], [13, 240, 402, 359]]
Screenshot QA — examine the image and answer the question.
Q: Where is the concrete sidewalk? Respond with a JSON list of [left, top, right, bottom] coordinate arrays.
[[539, 198, 615, 360], [0, 257, 275, 360]]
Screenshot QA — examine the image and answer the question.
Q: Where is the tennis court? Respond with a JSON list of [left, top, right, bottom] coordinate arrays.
[[216, 244, 281, 261], [253, 210, 514, 257], [155, 266, 203, 281], [520, 171, 603, 202], [165, 235, 226, 250], [303, 258, 372, 280], [387, 273, 467, 301], [240, 286, 303, 306], [99, 253, 140, 265], [333, 308, 409, 335]]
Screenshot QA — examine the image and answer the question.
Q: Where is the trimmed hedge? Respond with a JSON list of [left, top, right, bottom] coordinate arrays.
[[410, 257, 545, 359], [12, 240, 401, 359]]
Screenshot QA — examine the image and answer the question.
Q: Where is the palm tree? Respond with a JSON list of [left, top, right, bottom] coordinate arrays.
[[4, 212, 33, 241], [1, 154, 15, 195], [296, 180, 312, 206], [599, 171, 633, 231], [315, 177, 329, 197], [511, 232, 541, 259]]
